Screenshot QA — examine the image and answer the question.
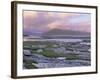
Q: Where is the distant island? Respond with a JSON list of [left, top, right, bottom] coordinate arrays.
[[24, 28, 90, 39], [42, 29, 90, 39]]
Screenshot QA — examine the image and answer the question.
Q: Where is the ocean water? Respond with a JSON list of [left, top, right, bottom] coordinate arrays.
[[24, 38, 83, 42]]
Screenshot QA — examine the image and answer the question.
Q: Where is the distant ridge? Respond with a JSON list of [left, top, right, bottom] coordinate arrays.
[[42, 28, 90, 38], [43, 28, 90, 35]]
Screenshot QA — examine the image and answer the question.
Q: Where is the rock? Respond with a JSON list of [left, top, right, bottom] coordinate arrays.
[[36, 49, 43, 53], [53, 47, 66, 53], [23, 50, 31, 56]]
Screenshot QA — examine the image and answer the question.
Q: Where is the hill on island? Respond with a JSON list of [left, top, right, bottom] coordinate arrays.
[[42, 29, 90, 39]]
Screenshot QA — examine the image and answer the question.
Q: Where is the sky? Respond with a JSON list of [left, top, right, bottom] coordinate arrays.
[[23, 10, 91, 34]]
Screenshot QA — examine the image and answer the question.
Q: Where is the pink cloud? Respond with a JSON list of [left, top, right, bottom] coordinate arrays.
[[23, 10, 91, 33]]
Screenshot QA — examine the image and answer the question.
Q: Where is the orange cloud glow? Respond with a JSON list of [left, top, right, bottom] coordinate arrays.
[[47, 21, 67, 29], [23, 11, 37, 18]]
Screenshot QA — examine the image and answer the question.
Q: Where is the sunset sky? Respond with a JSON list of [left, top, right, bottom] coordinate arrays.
[[23, 10, 91, 34]]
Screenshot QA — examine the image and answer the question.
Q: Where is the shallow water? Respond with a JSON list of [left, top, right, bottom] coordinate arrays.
[[23, 52, 91, 69], [23, 38, 91, 69]]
